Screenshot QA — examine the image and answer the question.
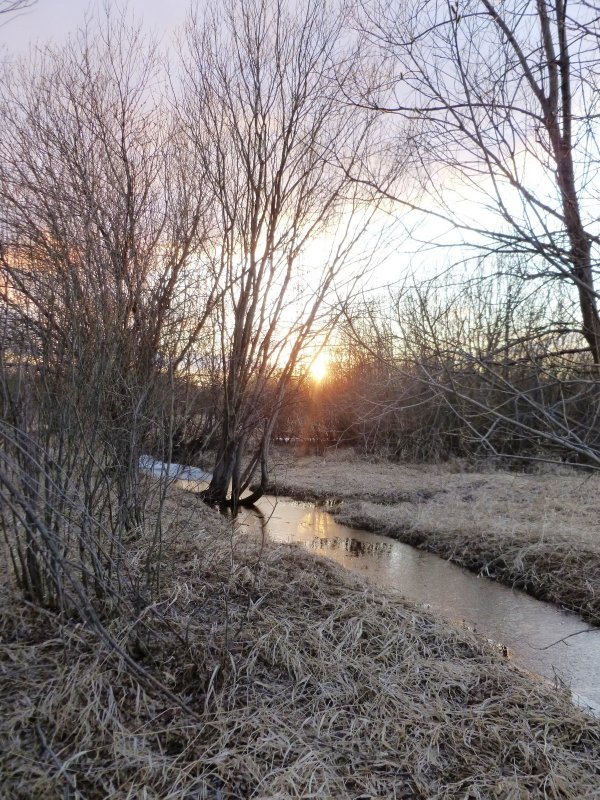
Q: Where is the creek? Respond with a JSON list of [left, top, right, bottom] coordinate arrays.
[[140, 457, 600, 714], [242, 496, 600, 714]]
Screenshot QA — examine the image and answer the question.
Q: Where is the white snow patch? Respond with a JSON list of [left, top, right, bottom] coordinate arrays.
[[139, 455, 212, 484]]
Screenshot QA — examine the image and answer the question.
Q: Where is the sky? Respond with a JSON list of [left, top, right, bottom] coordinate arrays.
[[0, 0, 561, 297], [0, 0, 428, 287], [1, 0, 191, 57]]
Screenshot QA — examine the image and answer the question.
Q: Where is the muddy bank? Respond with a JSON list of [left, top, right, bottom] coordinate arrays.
[[265, 452, 600, 625], [2, 484, 599, 799]]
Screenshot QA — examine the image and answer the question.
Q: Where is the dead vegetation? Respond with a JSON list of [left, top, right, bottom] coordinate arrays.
[[266, 450, 600, 624], [1, 484, 600, 799]]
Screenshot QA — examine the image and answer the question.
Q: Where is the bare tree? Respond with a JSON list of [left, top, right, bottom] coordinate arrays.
[[180, 0, 386, 509], [0, 12, 215, 605], [0, 0, 35, 18], [353, 0, 600, 363]]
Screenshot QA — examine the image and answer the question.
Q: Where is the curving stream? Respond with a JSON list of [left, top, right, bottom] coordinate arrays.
[[242, 497, 600, 715], [140, 458, 600, 714]]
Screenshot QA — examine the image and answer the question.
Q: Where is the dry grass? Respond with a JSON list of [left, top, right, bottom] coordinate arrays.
[[1, 484, 600, 799], [267, 450, 600, 624]]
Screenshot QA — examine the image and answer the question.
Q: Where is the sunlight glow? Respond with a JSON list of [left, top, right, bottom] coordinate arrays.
[[309, 351, 329, 383]]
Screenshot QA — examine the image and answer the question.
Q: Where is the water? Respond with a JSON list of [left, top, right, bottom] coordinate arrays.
[[241, 496, 600, 714], [139, 458, 600, 713]]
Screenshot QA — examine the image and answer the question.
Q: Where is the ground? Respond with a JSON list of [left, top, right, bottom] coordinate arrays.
[[1, 471, 599, 799], [266, 449, 600, 624]]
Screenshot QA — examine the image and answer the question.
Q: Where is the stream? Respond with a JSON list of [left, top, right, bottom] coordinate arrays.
[[243, 497, 600, 714], [140, 458, 600, 714]]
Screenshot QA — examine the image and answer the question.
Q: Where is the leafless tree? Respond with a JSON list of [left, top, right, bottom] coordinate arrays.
[[179, 0, 387, 509], [353, 0, 600, 363], [0, 0, 35, 18], [0, 12, 215, 605]]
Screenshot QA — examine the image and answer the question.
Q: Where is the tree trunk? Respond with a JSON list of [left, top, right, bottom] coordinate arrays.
[[202, 437, 237, 506], [202, 429, 271, 511], [237, 439, 269, 508]]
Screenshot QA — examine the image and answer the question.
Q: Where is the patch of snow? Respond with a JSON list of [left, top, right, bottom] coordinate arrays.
[[139, 455, 212, 484]]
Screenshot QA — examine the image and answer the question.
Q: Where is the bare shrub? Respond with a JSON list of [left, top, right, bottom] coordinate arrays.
[[0, 12, 215, 608]]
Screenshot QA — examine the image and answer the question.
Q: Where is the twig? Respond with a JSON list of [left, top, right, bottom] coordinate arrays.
[[35, 722, 87, 799], [535, 628, 599, 650]]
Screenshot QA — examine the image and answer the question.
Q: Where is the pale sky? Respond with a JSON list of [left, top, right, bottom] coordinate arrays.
[[0, 0, 552, 291], [1, 1, 192, 57]]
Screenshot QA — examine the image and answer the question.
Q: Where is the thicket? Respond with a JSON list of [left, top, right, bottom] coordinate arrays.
[[0, 0, 385, 622], [278, 269, 600, 467]]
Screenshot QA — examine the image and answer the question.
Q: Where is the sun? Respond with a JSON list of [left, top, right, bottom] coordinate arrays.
[[309, 351, 329, 383]]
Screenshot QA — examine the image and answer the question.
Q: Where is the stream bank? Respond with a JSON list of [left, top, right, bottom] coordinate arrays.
[[239, 496, 600, 713], [265, 451, 600, 624], [2, 483, 599, 799], [140, 456, 600, 711]]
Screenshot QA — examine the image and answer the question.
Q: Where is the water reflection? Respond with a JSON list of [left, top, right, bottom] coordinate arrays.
[[307, 535, 393, 558], [240, 496, 600, 714]]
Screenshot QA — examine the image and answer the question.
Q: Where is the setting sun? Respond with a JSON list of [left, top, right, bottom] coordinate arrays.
[[309, 351, 329, 383]]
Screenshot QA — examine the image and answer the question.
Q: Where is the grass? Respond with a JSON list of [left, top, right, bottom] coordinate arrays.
[[1, 483, 600, 799], [266, 449, 600, 624]]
